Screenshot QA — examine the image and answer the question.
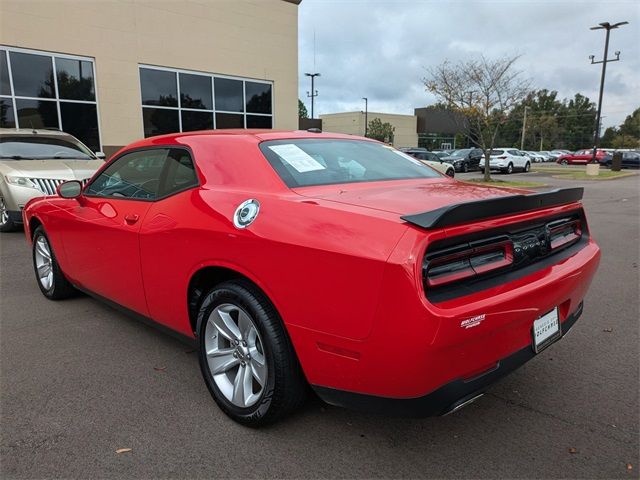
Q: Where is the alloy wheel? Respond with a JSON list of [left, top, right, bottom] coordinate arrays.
[[34, 236, 54, 291], [0, 198, 8, 226], [204, 303, 267, 408]]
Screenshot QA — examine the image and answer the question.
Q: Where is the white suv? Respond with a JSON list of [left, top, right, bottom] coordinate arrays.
[[481, 148, 531, 174]]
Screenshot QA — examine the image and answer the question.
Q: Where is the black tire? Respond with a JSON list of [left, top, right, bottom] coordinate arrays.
[[0, 196, 18, 232], [524, 162, 530, 173], [446, 168, 455, 178], [462, 162, 469, 173], [506, 163, 513, 174], [479, 168, 485, 174], [197, 280, 306, 426], [32, 226, 76, 300], [561, 159, 569, 165]]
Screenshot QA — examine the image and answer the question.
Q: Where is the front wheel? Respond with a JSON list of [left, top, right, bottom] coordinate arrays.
[[446, 168, 455, 178], [197, 280, 306, 426], [461, 162, 469, 173], [561, 159, 569, 165], [32, 226, 76, 299], [524, 162, 530, 172], [0, 196, 18, 232]]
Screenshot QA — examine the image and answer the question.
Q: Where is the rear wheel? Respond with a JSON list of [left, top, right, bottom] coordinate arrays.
[[446, 168, 455, 178], [197, 280, 306, 426], [502, 163, 513, 174], [0, 196, 18, 232], [561, 159, 569, 165], [32, 226, 76, 299], [524, 162, 530, 172], [461, 162, 469, 173]]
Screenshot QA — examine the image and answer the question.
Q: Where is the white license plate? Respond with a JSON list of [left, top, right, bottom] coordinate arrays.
[[532, 307, 561, 353]]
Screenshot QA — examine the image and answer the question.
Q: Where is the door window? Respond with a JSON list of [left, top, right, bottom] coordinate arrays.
[[86, 149, 170, 200], [85, 148, 198, 200]]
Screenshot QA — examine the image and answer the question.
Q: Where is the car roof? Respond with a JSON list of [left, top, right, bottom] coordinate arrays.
[[0, 127, 75, 138]]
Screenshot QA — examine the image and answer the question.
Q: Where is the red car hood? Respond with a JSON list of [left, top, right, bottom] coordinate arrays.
[[293, 179, 529, 216]]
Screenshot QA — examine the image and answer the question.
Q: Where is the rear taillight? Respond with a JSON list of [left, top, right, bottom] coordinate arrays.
[[547, 218, 581, 250], [425, 238, 513, 288]]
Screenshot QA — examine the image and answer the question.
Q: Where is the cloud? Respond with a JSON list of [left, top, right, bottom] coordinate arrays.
[[298, 0, 640, 128]]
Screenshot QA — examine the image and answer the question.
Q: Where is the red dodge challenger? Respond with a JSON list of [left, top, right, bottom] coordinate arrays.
[[22, 130, 600, 426]]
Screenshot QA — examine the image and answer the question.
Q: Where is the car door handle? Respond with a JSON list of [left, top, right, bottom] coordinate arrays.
[[124, 213, 140, 224]]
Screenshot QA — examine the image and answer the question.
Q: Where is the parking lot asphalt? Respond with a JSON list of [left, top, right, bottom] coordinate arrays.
[[1, 170, 638, 479]]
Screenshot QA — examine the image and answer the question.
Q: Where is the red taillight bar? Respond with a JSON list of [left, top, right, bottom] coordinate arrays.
[[425, 241, 513, 288]]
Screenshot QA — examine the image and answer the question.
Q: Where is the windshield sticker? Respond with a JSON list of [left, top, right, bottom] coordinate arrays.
[[268, 144, 326, 173]]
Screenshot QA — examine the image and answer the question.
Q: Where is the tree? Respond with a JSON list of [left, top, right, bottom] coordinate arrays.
[[298, 99, 308, 119], [367, 118, 395, 143], [618, 107, 640, 138], [424, 55, 530, 181]]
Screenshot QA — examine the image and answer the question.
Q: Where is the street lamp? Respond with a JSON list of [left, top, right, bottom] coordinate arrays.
[[305, 73, 320, 119], [588, 21, 628, 164], [362, 97, 368, 137]]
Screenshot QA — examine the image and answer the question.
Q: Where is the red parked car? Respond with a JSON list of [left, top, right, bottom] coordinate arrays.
[[23, 130, 600, 426], [557, 149, 608, 165]]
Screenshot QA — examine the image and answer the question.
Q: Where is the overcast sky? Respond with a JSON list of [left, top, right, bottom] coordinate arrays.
[[297, 0, 640, 128]]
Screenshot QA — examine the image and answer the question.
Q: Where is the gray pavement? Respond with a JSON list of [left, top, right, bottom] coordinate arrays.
[[1, 171, 639, 479]]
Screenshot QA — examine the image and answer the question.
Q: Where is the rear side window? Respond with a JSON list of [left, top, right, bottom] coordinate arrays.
[[490, 150, 504, 156], [86, 148, 197, 200]]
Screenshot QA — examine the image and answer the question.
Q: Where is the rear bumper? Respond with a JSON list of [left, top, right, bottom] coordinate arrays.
[[313, 302, 583, 417]]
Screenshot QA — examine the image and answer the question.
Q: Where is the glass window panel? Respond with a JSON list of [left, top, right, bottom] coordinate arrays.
[[15, 99, 58, 129], [140, 68, 178, 107], [10, 51, 54, 98], [215, 112, 244, 129], [159, 149, 199, 196], [142, 107, 179, 137], [245, 82, 272, 114], [246, 115, 272, 129], [0, 97, 15, 128], [86, 149, 169, 200], [179, 73, 212, 110], [56, 57, 95, 101], [181, 110, 213, 132], [214, 78, 243, 112], [0, 50, 11, 96], [60, 102, 100, 152]]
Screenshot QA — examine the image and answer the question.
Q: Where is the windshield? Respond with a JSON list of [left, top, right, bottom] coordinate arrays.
[[0, 136, 95, 160], [449, 149, 471, 157], [259, 139, 441, 188]]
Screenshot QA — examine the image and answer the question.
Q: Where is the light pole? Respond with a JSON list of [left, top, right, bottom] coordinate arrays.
[[362, 97, 368, 137], [305, 72, 320, 119], [520, 106, 529, 150], [589, 21, 628, 163]]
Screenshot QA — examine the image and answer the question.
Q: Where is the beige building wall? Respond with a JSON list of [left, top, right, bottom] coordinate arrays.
[[320, 111, 418, 147], [0, 0, 299, 154]]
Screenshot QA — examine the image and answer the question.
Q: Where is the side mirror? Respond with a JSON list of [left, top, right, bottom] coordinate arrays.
[[95, 151, 106, 160], [58, 180, 83, 199]]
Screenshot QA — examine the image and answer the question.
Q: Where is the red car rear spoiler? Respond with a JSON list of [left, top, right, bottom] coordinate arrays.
[[400, 187, 584, 229]]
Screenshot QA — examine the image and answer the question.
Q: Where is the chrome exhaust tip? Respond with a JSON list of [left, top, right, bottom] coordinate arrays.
[[443, 393, 484, 416]]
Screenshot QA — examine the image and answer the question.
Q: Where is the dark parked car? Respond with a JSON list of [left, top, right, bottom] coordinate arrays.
[[440, 148, 484, 172], [601, 151, 640, 169]]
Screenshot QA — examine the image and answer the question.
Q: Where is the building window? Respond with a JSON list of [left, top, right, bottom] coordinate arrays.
[[0, 46, 101, 152], [139, 65, 273, 137]]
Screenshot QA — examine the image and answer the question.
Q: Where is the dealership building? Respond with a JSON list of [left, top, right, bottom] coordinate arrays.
[[0, 0, 300, 157], [320, 111, 418, 148]]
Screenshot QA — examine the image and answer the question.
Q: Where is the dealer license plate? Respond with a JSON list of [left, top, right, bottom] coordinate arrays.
[[532, 307, 561, 353]]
